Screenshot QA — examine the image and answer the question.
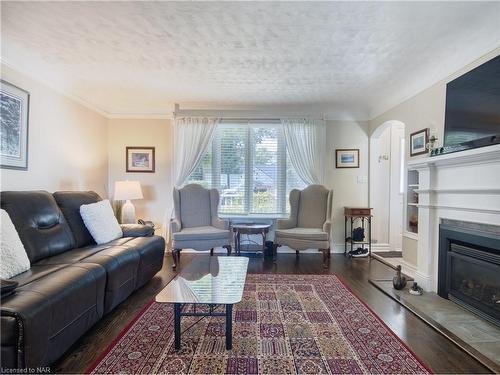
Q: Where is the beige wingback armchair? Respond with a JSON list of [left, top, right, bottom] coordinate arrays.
[[170, 184, 231, 269], [273, 184, 333, 268]]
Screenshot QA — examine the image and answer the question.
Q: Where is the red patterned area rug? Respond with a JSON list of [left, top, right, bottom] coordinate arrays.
[[88, 274, 431, 374]]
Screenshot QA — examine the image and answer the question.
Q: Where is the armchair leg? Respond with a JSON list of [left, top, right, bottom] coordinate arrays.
[[328, 247, 331, 258], [296, 250, 299, 257], [223, 245, 232, 256], [210, 248, 214, 256], [171, 249, 176, 269], [321, 248, 330, 269], [172, 248, 181, 269], [272, 244, 281, 262]]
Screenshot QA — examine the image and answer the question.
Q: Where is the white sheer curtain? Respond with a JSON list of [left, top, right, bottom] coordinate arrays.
[[281, 118, 326, 185], [173, 117, 220, 187], [166, 116, 219, 243]]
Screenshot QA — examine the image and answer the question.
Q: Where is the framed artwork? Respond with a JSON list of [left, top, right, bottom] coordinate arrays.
[[336, 149, 359, 168], [1, 80, 30, 170], [410, 128, 429, 156], [126, 147, 155, 173]]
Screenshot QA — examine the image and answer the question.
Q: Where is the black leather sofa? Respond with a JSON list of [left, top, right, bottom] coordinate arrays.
[[0, 191, 165, 369]]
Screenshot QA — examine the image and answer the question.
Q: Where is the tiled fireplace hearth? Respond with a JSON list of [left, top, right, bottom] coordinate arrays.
[[408, 143, 500, 292], [438, 221, 500, 326]]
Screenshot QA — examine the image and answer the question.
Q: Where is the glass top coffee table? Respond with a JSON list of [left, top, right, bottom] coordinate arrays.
[[156, 256, 249, 350]]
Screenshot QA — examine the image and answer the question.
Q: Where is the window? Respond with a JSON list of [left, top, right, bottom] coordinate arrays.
[[186, 122, 305, 215]]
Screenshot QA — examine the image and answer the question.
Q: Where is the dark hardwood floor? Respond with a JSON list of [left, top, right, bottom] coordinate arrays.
[[52, 253, 491, 374]]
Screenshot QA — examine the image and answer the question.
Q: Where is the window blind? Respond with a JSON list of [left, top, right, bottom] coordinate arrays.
[[186, 121, 305, 215]]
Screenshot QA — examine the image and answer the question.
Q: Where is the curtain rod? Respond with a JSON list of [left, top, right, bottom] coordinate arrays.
[[172, 104, 325, 121], [219, 118, 281, 122], [173, 114, 325, 121]]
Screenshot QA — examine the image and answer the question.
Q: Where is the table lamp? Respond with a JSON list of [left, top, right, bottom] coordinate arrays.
[[114, 180, 143, 224]]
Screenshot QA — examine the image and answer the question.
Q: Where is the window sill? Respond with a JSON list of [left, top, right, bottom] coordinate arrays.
[[220, 213, 288, 220]]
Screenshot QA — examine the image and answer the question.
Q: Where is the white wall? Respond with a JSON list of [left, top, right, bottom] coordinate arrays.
[[0, 64, 109, 196], [369, 47, 500, 266], [369, 48, 500, 144], [325, 120, 370, 251], [107, 119, 173, 237]]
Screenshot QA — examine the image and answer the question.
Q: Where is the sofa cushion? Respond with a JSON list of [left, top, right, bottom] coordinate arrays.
[[173, 226, 230, 241], [81, 246, 140, 313], [123, 236, 165, 288], [0, 191, 76, 263], [10, 264, 68, 288], [0, 209, 30, 279], [275, 227, 328, 241], [1, 263, 106, 367], [80, 200, 123, 245], [53, 191, 102, 248], [34, 238, 133, 266]]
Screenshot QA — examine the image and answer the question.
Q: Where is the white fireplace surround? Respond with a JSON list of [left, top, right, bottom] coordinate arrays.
[[407, 143, 500, 291]]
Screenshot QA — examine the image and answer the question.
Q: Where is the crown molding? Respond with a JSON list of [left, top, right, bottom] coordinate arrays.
[[0, 63, 369, 121], [107, 112, 173, 120], [4, 46, 498, 122], [0, 59, 112, 118]]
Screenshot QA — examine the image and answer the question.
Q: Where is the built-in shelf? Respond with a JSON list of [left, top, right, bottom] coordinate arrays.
[[405, 170, 419, 235], [346, 239, 371, 245]]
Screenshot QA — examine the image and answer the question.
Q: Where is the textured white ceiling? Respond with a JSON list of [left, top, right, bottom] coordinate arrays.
[[1, 1, 499, 119]]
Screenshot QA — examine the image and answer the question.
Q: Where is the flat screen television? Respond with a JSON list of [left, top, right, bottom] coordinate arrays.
[[443, 55, 500, 152]]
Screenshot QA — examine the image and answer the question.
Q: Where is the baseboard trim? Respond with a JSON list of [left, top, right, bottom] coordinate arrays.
[[371, 243, 391, 252], [415, 271, 433, 291]]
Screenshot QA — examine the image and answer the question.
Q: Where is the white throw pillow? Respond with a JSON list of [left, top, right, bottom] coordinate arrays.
[[1, 209, 30, 279], [80, 199, 123, 245]]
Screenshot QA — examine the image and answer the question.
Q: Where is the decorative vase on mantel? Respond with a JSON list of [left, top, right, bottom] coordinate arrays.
[[393, 265, 407, 290]]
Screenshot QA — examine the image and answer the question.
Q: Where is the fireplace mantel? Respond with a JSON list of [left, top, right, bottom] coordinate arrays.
[[407, 144, 500, 291], [408, 143, 500, 169]]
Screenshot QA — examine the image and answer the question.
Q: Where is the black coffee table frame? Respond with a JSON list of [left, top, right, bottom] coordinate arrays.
[[173, 303, 233, 350]]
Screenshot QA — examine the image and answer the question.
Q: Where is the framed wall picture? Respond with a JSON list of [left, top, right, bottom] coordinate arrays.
[[1, 80, 30, 170], [336, 149, 359, 168], [126, 147, 155, 173], [410, 128, 428, 156]]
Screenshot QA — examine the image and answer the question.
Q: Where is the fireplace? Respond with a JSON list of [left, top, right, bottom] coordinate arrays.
[[438, 222, 500, 327]]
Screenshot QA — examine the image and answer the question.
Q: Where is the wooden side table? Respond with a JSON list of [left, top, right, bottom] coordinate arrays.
[[344, 207, 372, 257], [232, 224, 271, 255]]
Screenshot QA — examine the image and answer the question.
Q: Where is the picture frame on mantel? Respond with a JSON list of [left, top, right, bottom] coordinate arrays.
[[0, 80, 30, 170], [410, 128, 429, 156], [126, 147, 155, 173], [336, 149, 360, 168]]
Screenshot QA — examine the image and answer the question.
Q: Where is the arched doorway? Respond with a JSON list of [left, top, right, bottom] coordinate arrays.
[[369, 120, 405, 253]]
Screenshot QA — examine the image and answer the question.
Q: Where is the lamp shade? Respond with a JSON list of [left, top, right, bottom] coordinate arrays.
[[114, 180, 143, 200]]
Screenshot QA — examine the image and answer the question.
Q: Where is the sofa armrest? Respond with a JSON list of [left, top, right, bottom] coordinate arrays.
[[120, 224, 154, 237], [322, 220, 332, 236], [170, 218, 181, 234], [1, 279, 19, 298], [212, 217, 229, 230]]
